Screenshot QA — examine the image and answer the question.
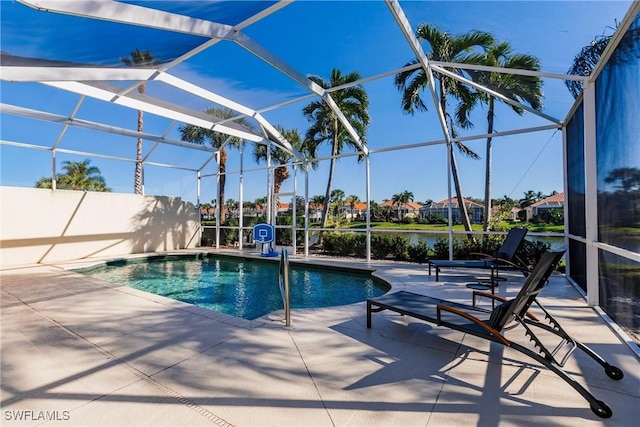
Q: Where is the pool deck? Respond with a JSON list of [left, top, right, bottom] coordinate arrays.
[[1, 249, 639, 426]]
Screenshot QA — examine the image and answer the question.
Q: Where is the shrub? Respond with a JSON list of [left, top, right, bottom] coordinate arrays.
[[407, 240, 430, 263], [321, 232, 366, 257], [432, 234, 504, 260], [401, 216, 415, 224], [220, 217, 239, 245], [517, 239, 551, 268], [371, 234, 410, 260]]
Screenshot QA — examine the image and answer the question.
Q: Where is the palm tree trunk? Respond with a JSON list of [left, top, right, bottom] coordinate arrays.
[[320, 132, 339, 228], [483, 97, 495, 232], [219, 148, 227, 221], [439, 80, 473, 235], [273, 164, 289, 207], [449, 149, 473, 233]]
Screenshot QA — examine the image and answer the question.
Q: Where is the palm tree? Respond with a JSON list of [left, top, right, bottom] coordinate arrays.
[[179, 108, 253, 221], [400, 190, 414, 213], [369, 200, 383, 221], [519, 190, 537, 208], [458, 42, 543, 231], [395, 24, 494, 233], [330, 189, 345, 218], [392, 190, 414, 220], [35, 159, 110, 192], [565, 32, 614, 99], [345, 194, 360, 220], [310, 194, 325, 223], [251, 126, 313, 212], [225, 198, 239, 218], [382, 204, 394, 222], [391, 193, 401, 220], [121, 49, 158, 195], [254, 196, 267, 214], [303, 68, 370, 228]]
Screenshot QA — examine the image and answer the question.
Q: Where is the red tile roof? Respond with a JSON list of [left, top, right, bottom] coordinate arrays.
[[531, 192, 564, 207]]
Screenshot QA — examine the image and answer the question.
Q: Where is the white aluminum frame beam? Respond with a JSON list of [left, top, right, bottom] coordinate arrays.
[[0, 103, 216, 152], [385, 0, 450, 142], [156, 73, 307, 162], [42, 81, 263, 142], [19, 0, 238, 39], [0, 65, 156, 82], [18, 0, 365, 157], [386, 0, 456, 258], [431, 64, 562, 125]]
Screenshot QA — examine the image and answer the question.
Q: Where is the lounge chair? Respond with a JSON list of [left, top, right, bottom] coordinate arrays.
[[367, 248, 623, 418], [428, 227, 529, 284]]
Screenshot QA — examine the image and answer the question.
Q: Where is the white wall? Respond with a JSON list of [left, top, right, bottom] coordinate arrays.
[[0, 187, 201, 268]]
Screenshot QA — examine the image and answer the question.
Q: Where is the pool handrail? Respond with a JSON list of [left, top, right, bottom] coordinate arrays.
[[278, 248, 292, 329]]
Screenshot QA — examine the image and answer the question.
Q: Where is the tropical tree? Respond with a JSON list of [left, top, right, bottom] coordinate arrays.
[[200, 202, 213, 220], [225, 198, 239, 218], [121, 49, 158, 195], [254, 196, 267, 207], [35, 159, 110, 192], [310, 194, 325, 210], [369, 200, 383, 221], [382, 204, 394, 222], [565, 30, 614, 98], [400, 190, 414, 218], [303, 68, 370, 228], [458, 41, 543, 231], [179, 108, 254, 221], [395, 24, 494, 234], [345, 194, 360, 220], [329, 189, 345, 218], [391, 193, 402, 220], [519, 190, 540, 208], [391, 190, 414, 220], [251, 126, 313, 214]]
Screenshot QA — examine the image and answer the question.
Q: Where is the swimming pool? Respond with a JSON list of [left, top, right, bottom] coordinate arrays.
[[79, 254, 390, 320]]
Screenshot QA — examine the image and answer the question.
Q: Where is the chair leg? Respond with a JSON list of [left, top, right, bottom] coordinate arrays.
[[509, 341, 614, 418]]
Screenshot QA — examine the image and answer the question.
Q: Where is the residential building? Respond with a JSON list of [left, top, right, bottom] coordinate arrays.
[[421, 197, 484, 223]]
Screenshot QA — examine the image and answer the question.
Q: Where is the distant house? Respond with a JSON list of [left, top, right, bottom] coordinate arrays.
[[380, 200, 423, 220], [420, 197, 484, 223], [509, 206, 521, 221], [526, 193, 564, 221], [277, 202, 290, 216], [342, 201, 367, 220], [200, 206, 216, 220]]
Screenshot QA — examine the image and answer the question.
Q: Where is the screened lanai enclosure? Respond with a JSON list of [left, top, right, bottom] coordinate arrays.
[[1, 1, 639, 345]]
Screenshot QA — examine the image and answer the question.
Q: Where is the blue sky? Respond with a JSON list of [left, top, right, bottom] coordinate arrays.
[[0, 0, 634, 206]]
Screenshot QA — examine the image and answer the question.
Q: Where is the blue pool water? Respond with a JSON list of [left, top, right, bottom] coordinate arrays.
[[80, 255, 389, 320]]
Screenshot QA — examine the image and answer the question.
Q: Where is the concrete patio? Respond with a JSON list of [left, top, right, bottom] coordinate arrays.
[[1, 251, 638, 426]]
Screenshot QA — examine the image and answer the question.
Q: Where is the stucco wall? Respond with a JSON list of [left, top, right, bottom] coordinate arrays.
[[0, 187, 201, 268]]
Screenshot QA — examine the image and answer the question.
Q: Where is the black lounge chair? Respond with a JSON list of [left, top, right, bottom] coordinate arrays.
[[428, 227, 529, 284], [367, 248, 624, 418]]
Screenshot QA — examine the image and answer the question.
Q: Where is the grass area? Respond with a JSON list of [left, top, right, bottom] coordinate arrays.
[[598, 226, 640, 237]]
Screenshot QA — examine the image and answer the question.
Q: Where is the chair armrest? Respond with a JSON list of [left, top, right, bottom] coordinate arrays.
[[436, 304, 511, 346], [473, 291, 539, 322], [472, 291, 507, 307], [492, 257, 533, 277], [468, 252, 495, 260]]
